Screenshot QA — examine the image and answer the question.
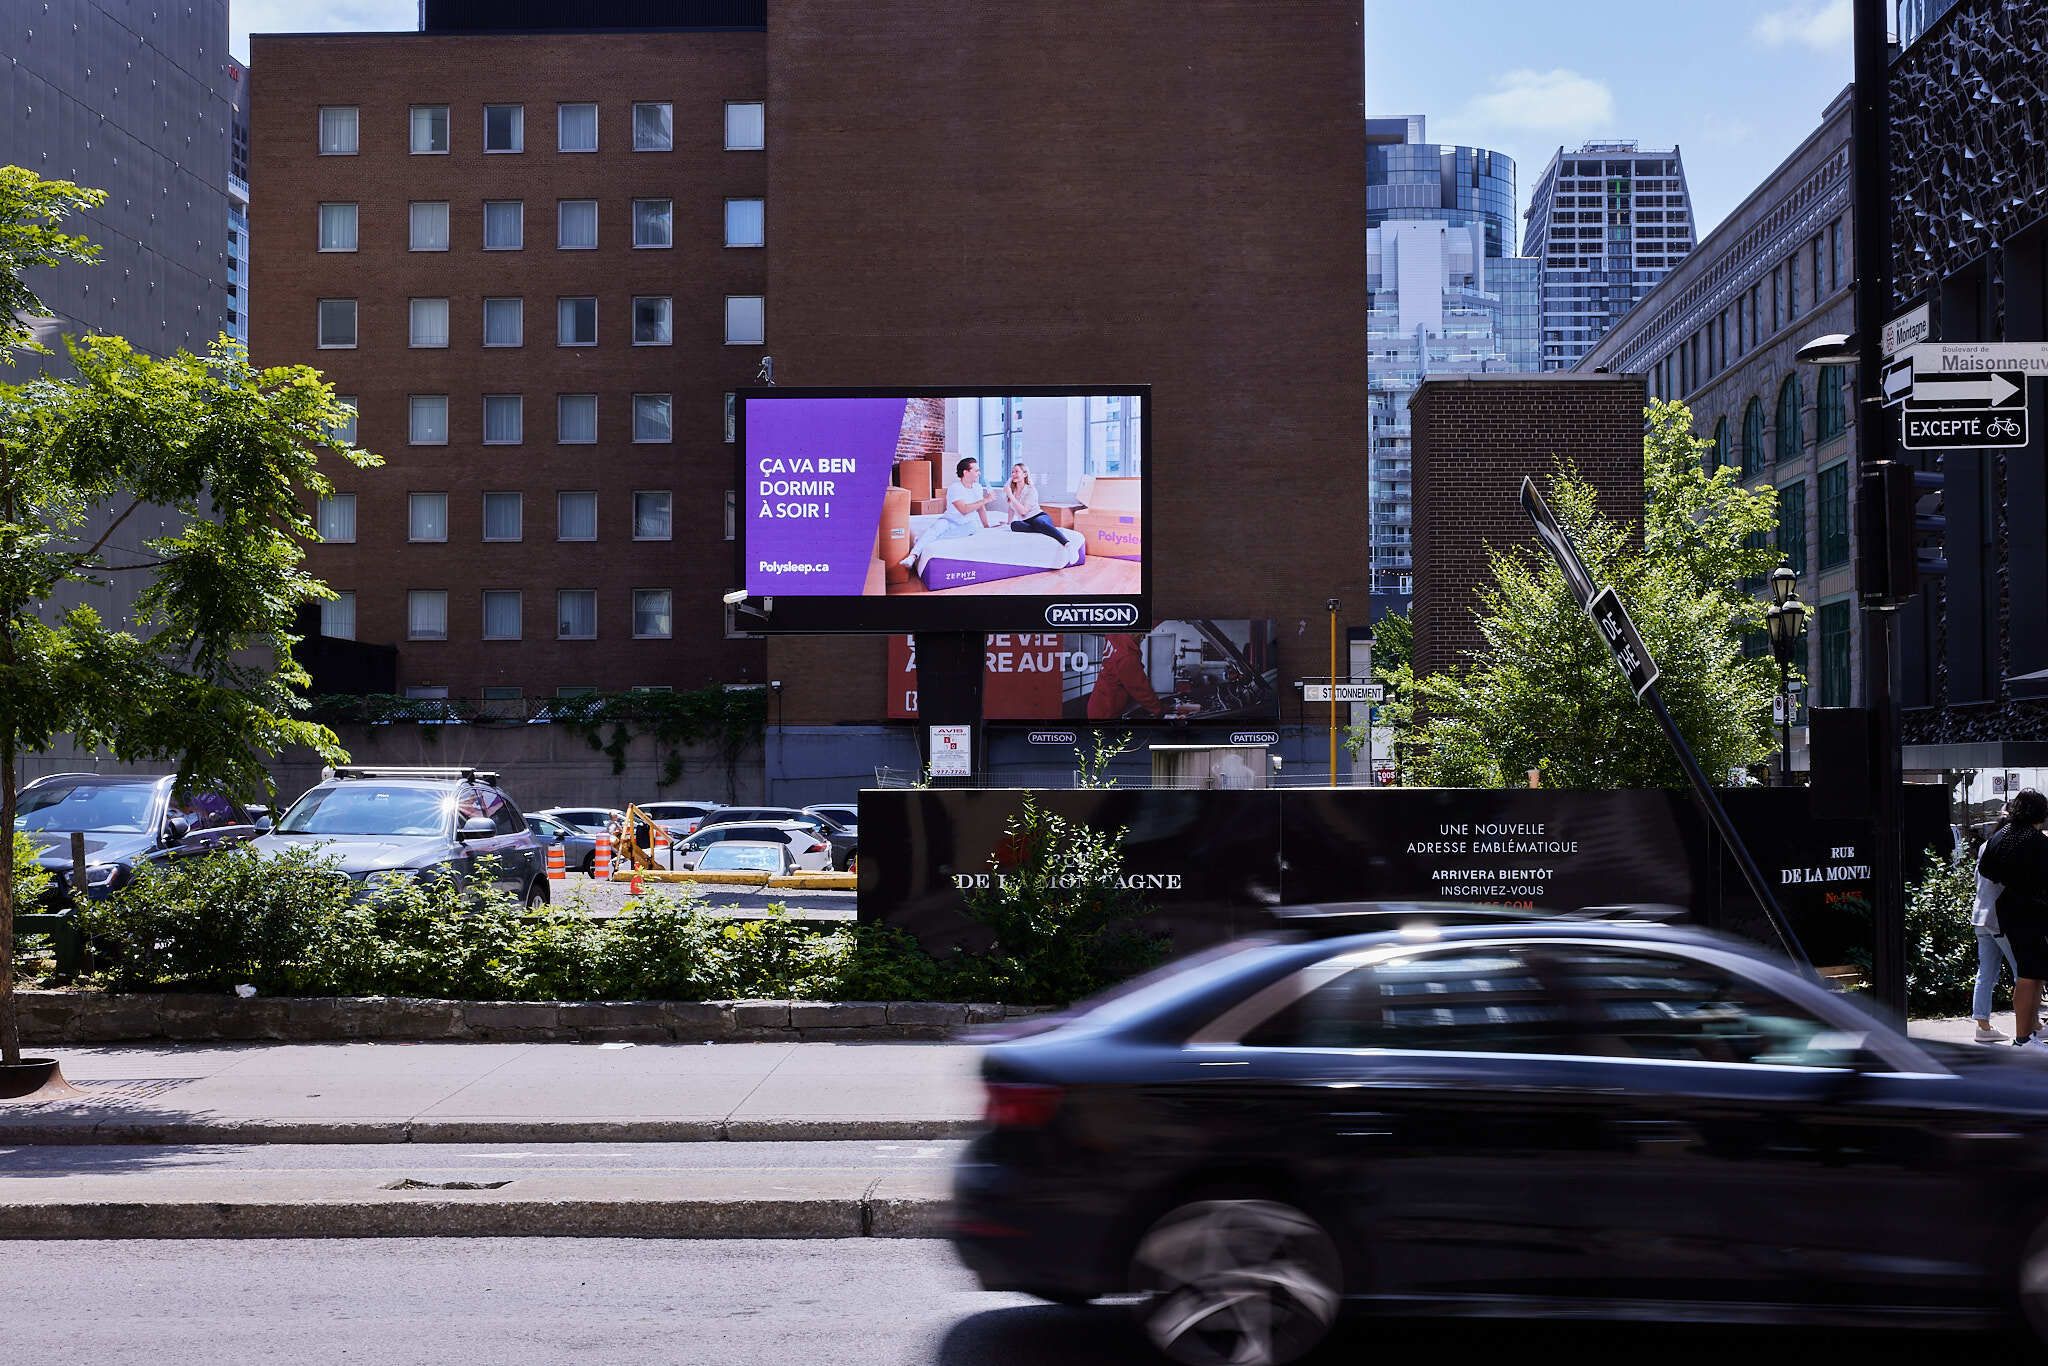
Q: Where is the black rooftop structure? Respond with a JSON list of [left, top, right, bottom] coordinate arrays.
[[418, 0, 766, 32]]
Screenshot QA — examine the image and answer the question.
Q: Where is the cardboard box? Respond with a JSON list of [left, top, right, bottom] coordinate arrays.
[[1072, 475, 1143, 561], [894, 459, 934, 502], [912, 497, 947, 516], [863, 554, 887, 596], [878, 486, 912, 585]]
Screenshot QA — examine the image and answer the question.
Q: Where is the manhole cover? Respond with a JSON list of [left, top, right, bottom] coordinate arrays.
[[383, 1179, 514, 1191]]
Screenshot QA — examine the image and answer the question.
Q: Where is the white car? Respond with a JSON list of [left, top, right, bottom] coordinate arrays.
[[635, 800, 722, 839], [691, 841, 798, 875], [675, 820, 833, 873], [533, 806, 625, 837]]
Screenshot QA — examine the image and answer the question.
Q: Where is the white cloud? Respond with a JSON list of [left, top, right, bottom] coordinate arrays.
[[1751, 0, 1853, 53], [1457, 68, 1616, 134], [233, 0, 417, 60]]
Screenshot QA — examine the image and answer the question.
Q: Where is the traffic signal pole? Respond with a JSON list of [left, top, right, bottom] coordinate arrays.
[[1852, 0, 1908, 1018]]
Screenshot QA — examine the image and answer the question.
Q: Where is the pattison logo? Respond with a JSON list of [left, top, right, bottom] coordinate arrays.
[[1045, 602, 1139, 628]]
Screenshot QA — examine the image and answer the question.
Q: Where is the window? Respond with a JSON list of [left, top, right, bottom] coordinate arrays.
[[1818, 599, 1853, 706], [558, 394, 597, 444], [1817, 365, 1847, 442], [320, 591, 355, 640], [725, 295, 765, 345], [557, 102, 598, 152], [633, 491, 673, 540], [557, 297, 597, 346], [482, 591, 522, 641], [1241, 946, 1568, 1054], [558, 490, 597, 541], [1778, 480, 1807, 575], [632, 296, 672, 345], [632, 198, 673, 248], [558, 200, 597, 250], [409, 395, 448, 446], [409, 201, 450, 252], [333, 397, 358, 445], [316, 494, 356, 543], [1548, 947, 1854, 1067], [632, 589, 673, 639], [483, 297, 523, 347], [482, 394, 522, 445], [724, 393, 737, 443], [317, 299, 357, 349], [1818, 462, 1850, 568], [632, 394, 673, 443], [409, 297, 450, 348], [725, 198, 764, 248], [1829, 219, 1843, 292], [408, 590, 448, 641], [724, 489, 736, 540], [633, 102, 673, 151], [482, 491, 522, 542], [1771, 267, 1783, 333], [318, 106, 358, 155], [1775, 375, 1804, 463], [1708, 417, 1728, 472], [557, 590, 597, 639], [317, 202, 357, 252], [1740, 397, 1764, 478], [484, 103, 523, 153], [483, 200, 523, 250], [725, 101, 764, 150], [1086, 393, 1143, 476], [408, 492, 448, 543], [410, 105, 449, 154]]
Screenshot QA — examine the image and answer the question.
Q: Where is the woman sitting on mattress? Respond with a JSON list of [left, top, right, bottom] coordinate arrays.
[[902, 456, 997, 569], [1003, 463, 1074, 555]]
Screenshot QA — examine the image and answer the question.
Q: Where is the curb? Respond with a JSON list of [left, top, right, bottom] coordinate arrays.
[[0, 1116, 980, 1147]]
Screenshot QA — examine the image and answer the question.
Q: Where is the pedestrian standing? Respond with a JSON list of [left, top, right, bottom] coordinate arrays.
[[1972, 807, 2017, 1043], [1978, 788, 2048, 1047]]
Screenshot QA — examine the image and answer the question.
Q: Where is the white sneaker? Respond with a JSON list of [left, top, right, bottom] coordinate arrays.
[[2026, 1035, 2048, 1052], [1976, 1024, 2005, 1043]]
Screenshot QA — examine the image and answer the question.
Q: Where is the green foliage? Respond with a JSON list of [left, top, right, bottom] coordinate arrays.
[[1902, 847, 1988, 1018], [1390, 401, 1783, 788], [1344, 612, 1408, 759], [0, 167, 104, 364], [1074, 731, 1132, 788], [560, 687, 767, 793], [10, 832, 51, 912]]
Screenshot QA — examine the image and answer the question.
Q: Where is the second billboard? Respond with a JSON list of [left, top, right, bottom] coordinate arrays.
[[735, 387, 1151, 633]]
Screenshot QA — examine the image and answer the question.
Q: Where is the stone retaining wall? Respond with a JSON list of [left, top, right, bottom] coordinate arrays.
[[16, 991, 1039, 1044]]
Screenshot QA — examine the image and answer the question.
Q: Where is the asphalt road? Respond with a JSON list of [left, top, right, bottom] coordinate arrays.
[[0, 1238, 1986, 1366]]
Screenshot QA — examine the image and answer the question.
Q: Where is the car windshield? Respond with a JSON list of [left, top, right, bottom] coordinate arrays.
[[14, 780, 159, 833], [697, 845, 784, 872], [278, 785, 450, 837]]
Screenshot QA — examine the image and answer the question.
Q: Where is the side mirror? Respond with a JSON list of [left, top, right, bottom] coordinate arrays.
[[458, 816, 496, 840], [255, 815, 274, 832], [165, 815, 192, 843]]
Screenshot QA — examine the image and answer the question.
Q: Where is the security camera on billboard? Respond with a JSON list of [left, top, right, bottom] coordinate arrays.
[[733, 387, 1151, 634]]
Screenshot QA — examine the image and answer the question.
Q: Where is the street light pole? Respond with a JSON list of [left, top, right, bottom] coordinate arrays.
[[1767, 564, 1806, 788], [1326, 598, 1339, 786]]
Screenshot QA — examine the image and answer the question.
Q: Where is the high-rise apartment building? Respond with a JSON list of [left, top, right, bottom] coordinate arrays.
[[1524, 141, 1696, 370], [227, 58, 250, 344], [1366, 117, 1540, 605]]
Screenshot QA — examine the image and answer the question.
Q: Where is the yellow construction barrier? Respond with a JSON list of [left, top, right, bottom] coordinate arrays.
[[604, 868, 857, 891]]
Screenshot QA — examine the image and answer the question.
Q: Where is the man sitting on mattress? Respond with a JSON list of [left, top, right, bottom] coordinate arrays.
[[902, 456, 998, 571]]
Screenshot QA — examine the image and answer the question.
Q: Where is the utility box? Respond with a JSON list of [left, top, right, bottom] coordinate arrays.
[[1149, 744, 1268, 790]]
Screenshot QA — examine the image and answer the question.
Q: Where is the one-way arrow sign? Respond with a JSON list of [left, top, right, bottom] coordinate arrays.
[[1913, 370, 2023, 407]]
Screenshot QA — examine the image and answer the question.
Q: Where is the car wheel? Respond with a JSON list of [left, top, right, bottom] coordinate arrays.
[[524, 877, 550, 910], [580, 854, 595, 876], [1129, 1198, 1342, 1366]]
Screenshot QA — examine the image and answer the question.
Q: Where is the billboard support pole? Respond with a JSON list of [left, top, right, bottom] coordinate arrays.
[[913, 632, 984, 786], [1327, 601, 1339, 785]]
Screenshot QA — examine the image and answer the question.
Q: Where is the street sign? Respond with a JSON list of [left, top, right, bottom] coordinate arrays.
[[1912, 369, 2022, 407], [1906, 340, 2048, 376], [929, 724, 972, 777], [1519, 477, 1597, 610], [1587, 586, 1660, 698], [1882, 303, 1932, 357], [1304, 683, 1382, 704], [1881, 357, 1916, 408], [1229, 730, 1280, 746], [1772, 696, 1788, 726], [1902, 406, 2028, 450]]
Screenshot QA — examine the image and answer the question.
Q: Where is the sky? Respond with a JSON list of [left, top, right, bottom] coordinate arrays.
[[234, 0, 1856, 242]]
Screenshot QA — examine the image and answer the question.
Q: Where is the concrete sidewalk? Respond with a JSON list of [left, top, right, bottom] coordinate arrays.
[[0, 1041, 984, 1145]]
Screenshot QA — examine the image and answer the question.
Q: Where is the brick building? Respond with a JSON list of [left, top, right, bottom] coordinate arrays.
[[1411, 374, 1647, 680], [252, 0, 1369, 792]]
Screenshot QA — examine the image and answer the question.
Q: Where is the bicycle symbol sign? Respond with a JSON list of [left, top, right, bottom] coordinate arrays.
[[1900, 368, 2030, 451]]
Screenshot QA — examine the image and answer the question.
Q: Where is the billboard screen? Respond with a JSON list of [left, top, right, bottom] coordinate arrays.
[[736, 387, 1150, 633], [886, 621, 1279, 723]]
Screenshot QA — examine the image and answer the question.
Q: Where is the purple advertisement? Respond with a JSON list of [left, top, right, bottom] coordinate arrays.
[[736, 387, 1151, 634]]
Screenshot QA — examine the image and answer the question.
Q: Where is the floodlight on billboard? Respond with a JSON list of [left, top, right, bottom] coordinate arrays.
[[733, 386, 1151, 633]]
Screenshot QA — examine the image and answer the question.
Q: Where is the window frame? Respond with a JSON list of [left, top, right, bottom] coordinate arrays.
[[320, 590, 356, 641], [316, 298, 358, 350], [724, 101, 765, 151], [557, 199, 599, 251], [481, 393, 524, 446], [556, 589, 599, 641], [631, 588, 674, 640], [481, 590, 523, 642], [557, 296, 598, 348], [408, 296, 451, 349], [632, 295, 674, 346], [481, 491, 524, 543], [408, 394, 450, 447], [409, 104, 450, 155], [632, 490, 674, 542], [724, 197, 765, 249], [557, 490, 599, 543], [318, 106, 359, 156], [632, 393, 674, 444], [632, 198, 674, 250], [483, 103, 525, 154], [632, 101, 674, 152], [409, 200, 451, 253], [482, 297, 523, 348], [725, 295, 765, 346], [407, 589, 449, 642], [316, 493, 357, 545], [482, 200, 524, 251], [556, 102, 599, 154], [557, 393, 598, 445], [407, 491, 450, 545], [317, 201, 358, 253]]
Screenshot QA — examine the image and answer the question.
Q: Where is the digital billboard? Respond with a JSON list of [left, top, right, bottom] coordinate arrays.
[[735, 387, 1151, 633], [886, 621, 1279, 723]]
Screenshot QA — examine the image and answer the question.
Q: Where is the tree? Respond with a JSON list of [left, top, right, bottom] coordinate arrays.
[[1385, 400, 1783, 790], [0, 167, 378, 1066]]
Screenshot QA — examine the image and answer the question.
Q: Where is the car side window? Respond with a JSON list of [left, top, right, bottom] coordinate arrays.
[[1545, 946, 1856, 1068], [1243, 946, 1571, 1055], [489, 790, 524, 836]]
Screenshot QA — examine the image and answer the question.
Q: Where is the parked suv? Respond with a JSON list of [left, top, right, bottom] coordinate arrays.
[[252, 767, 549, 906], [703, 806, 856, 870], [13, 773, 262, 907], [675, 820, 835, 873]]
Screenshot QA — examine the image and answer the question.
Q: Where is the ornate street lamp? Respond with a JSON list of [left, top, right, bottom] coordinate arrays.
[[1766, 566, 1808, 786]]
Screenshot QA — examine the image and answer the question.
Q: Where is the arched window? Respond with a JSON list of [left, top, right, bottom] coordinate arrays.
[[1709, 417, 1729, 472], [1741, 398, 1765, 477], [1776, 375, 1804, 463], [1816, 364, 1847, 442]]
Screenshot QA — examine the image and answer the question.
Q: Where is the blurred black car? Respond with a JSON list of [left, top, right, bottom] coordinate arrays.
[[14, 773, 263, 907], [953, 914, 2048, 1364]]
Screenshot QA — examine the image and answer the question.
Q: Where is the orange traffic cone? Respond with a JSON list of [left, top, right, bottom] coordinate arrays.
[[546, 845, 566, 882], [594, 834, 612, 881], [629, 872, 644, 896]]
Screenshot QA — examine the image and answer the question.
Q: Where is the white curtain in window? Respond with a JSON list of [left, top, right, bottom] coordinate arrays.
[[334, 398, 358, 445], [483, 201, 523, 249], [558, 201, 597, 249], [483, 395, 522, 444], [558, 103, 598, 151], [485, 104, 523, 152], [408, 493, 448, 542], [408, 590, 447, 640], [557, 297, 596, 345], [482, 493, 522, 541], [410, 201, 450, 251], [633, 395, 672, 443], [321, 592, 356, 640], [318, 203, 357, 251], [409, 298, 450, 348], [633, 590, 672, 639], [558, 394, 597, 444], [482, 591, 522, 640], [558, 492, 597, 540], [410, 105, 448, 153], [409, 395, 448, 445], [633, 492, 672, 539], [483, 298, 522, 346], [319, 106, 358, 154], [557, 590, 597, 638], [725, 296, 764, 345], [725, 102, 763, 150], [633, 296, 672, 344], [633, 199, 672, 247], [317, 494, 356, 543], [725, 199, 764, 248], [634, 102, 673, 151]]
